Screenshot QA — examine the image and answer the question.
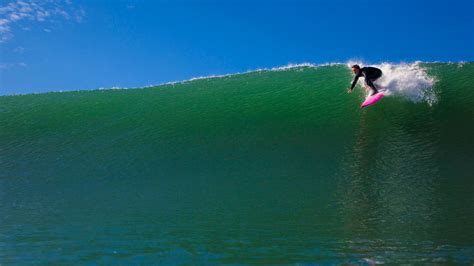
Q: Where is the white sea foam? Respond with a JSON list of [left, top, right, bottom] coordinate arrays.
[[347, 61, 437, 105], [270, 62, 318, 71], [141, 63, 324, 88], [143, 62, 340, 88]]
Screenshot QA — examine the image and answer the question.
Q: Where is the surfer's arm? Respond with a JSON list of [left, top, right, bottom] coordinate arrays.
[[348, 76, 359, 91]]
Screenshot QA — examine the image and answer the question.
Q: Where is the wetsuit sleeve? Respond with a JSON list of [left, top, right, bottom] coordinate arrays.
[[349, 75, 360, 90]]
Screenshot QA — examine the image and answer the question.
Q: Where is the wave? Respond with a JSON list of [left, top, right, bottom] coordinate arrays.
[[1, 61, 469, 104], [1, 60, 473, 265], [129, 61, 444, 107]]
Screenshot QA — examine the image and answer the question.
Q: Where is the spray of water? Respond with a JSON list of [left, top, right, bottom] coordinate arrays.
[[347, 61, 437, 105]]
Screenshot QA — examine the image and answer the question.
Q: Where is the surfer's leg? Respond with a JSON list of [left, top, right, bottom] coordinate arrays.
[[365, 79, 379, 96]]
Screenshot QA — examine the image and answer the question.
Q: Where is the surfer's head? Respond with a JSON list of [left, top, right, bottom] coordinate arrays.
[[351, 64, 361, 75]]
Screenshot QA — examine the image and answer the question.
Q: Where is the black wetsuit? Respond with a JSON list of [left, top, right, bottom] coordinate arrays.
[[350, 67, 383, 96]]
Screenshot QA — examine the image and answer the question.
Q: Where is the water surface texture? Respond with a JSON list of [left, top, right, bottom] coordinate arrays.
[[1, 63, 473, 264]]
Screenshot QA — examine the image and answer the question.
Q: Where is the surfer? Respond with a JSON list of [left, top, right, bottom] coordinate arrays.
[[348, 65, 382, 96]]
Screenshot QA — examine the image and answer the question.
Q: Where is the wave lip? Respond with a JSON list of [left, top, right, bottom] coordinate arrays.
[[150, 61, 439, 106], [3, 61, 467, 97]]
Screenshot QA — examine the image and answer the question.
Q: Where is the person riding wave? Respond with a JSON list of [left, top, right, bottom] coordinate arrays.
[[348, 65, 382, 96]]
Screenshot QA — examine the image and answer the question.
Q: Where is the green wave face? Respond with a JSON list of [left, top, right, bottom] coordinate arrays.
[[1, 63, 473, 264]]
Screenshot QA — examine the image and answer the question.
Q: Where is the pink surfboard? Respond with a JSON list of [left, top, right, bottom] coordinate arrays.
[[361, 92, 384, 108]]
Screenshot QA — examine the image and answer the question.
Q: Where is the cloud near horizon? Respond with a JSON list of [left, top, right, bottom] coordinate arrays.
[[0, 0, 85, 43]]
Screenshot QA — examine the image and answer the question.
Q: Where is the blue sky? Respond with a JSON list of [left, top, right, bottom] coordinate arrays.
[[1, 0, 473, 95]]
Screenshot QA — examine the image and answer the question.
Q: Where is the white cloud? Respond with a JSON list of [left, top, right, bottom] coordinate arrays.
[[0, 62, 27, 69], [0, 0, 85, 43], [75, 7, 84, 22]]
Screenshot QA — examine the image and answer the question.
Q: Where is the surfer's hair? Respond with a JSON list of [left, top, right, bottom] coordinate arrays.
[[351, 64, 361, 69]]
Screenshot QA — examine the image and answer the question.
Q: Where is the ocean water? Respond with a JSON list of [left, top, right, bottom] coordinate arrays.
[[1, 62, 473, 264]]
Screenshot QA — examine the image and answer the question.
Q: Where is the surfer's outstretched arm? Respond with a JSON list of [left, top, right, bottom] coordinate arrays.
[[348, 76, 359, 92]]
